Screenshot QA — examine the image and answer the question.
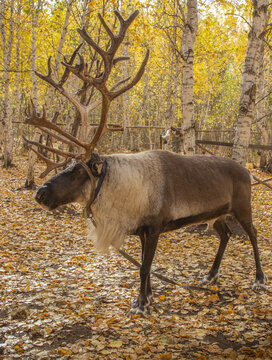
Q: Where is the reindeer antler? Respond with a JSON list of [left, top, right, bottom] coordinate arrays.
[[24, 10, 149, 177], [62, 10, 149, 157]]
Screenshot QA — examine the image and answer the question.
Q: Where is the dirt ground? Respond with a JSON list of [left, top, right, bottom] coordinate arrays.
[[0, 157, 271, 359]]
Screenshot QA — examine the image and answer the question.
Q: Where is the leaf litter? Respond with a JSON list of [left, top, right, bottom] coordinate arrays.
[[0, 158, 271, 359]]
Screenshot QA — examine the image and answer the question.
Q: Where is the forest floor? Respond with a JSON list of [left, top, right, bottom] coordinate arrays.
[[0, 156, 271, 360]]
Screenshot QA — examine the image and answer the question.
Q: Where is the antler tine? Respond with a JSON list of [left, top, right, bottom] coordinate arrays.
[[77, 10, 140, 85], [77, 12, 128, 60], [25, 98, 41, 122], [73, 55, 130, 97], [24, 97, 86, 178], [86, 48, 148, 154], [25, 101, 90, 151], [25, 101, 43, 125], [36, 44, 83, 89], [38, 127, 83, 150], [59, 43, 83, 87], [83, 95, 110, 159], [27, 145, 71, 178], [35, 56, 53, 85], [98, 13, 115, 41], [110, 49, 150, 100], [61, 52, 94, 85], [114, 10, 139, 37], [113, 10, 125, 26], [36, 47, 89, 121], [77, 27, 106, 59], [113, 56, 130, 65], [111, 76, 131, 91], [22, 134, 76, 159]]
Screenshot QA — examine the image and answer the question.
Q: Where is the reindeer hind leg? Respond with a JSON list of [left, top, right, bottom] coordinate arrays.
[[201, 218, 231, 285], [234, 212, 266, 290]]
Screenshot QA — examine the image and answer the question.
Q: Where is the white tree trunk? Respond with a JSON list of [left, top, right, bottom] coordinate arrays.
[[171, 4, 179, 128], [232, 0, 268, 166], [25, 0, 42, 188], [122, 41, 129, 147], [0, 0, 15, 167], [46, 0, 74, 107], [257, 12, 269, 169], [171, 49, 181, 153], [139, 71, 148, 150], [73, 0, 91, 143], [15, 0, 22, 124], [181, 0, 198, 155], [25, 0, 73, 187]]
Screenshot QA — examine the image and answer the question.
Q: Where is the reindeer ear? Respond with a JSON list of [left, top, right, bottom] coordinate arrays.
[[88, 153, 104, 177], [94, 163, 103, 176]]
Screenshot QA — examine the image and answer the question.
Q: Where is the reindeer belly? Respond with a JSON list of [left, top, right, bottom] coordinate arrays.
[[167, 177, 233, 224]]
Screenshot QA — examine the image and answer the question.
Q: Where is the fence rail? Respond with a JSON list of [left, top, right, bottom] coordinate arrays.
[[196, 140, 272, 151]]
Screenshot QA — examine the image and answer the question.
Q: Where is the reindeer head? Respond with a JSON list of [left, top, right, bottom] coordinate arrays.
[[34, 154, 104, 210]]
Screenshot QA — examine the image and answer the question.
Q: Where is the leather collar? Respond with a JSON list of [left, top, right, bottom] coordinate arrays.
[[92, 160, 107, 202], [78, 160, 107, 219]]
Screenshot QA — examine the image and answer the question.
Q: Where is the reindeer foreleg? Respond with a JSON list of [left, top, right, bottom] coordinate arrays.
[[129, 229, 159, 316]]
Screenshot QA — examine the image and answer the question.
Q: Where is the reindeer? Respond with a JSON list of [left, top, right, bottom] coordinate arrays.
[[24, 10, 266, 315]]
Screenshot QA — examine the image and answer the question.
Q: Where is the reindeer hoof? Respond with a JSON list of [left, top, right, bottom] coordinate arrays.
[[252, 277, 267, 291], [147, 294, 153, 305], [128, 296, 151, 317], [127, 306, 145, 317], [200, 273, 219, 285]]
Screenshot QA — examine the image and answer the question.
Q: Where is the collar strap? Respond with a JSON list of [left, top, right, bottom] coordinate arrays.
[[78, 159, 107, 203], [93, 160, 107, 202]]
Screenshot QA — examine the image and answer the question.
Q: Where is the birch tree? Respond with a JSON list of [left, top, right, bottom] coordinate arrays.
[[122, 41, 129, 147], [0, 0, 15, 167], [70, 0, 95, 144], [25, 0, 74, 188], [14, 0, 22, 123], [232, 0, 268, 166], [45, 0, 74, 107], [256, 8, 270, 170], [180, 0, 198, 154], [170, 5, 181, 153], [24, 0, 42, 188], [256, 38, 269, 169], [159, 0, 197, 153]]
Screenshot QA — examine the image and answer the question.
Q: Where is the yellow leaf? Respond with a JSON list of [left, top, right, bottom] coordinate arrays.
[[101, 350, 110, 355], [97, 344, 105, 351], [14, 345, 23, 353], [107, 317, 119, 325], [197, 356, 207, 360], [109, 340, 123, 348], [5, 263, 15, 272], [58, 348, 67, 355], [208, 293, 219, 303], [160, 354, 173, 360], [159, 294, 166, 301]]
